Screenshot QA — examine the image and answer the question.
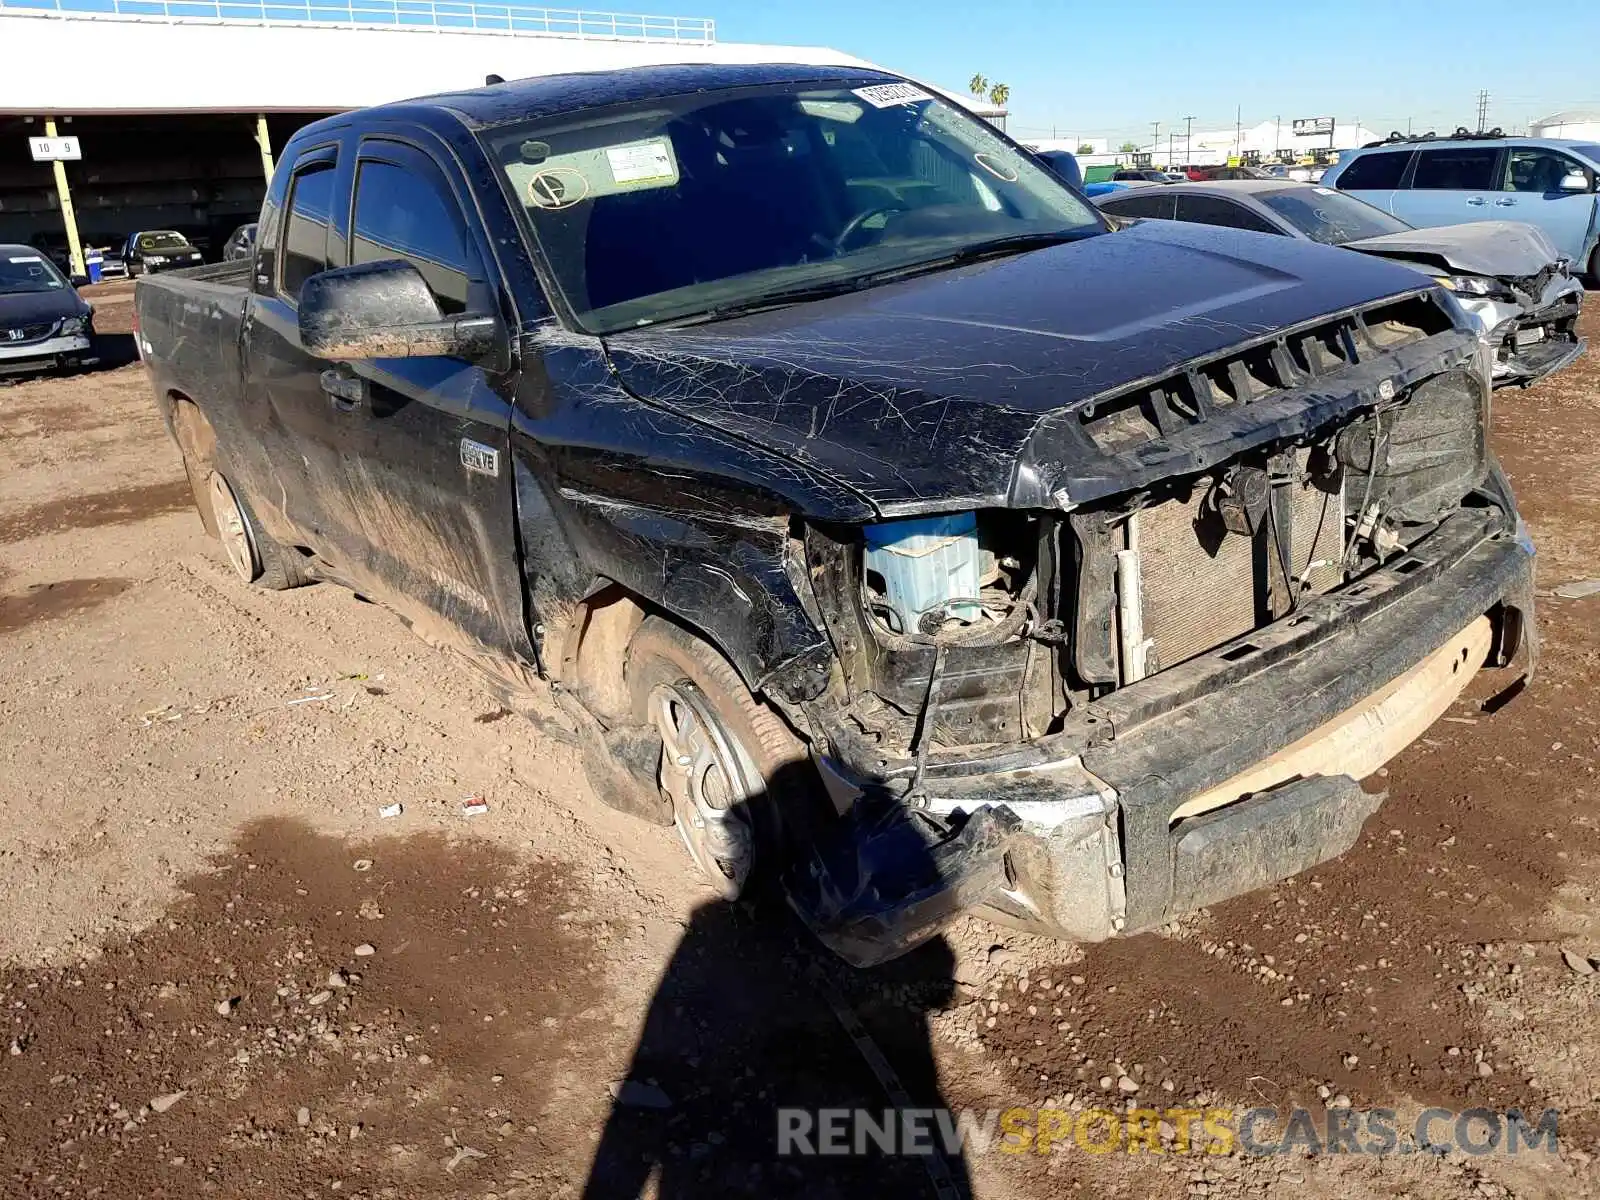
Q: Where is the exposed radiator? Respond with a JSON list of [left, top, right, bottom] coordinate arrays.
[[1120, 456, 1344, 677]]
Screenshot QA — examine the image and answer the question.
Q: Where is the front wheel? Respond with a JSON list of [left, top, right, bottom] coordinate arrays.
[[626, 617, 809, 898]]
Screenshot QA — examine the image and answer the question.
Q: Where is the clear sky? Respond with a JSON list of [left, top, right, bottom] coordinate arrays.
[[691, 0, 1600, 144]]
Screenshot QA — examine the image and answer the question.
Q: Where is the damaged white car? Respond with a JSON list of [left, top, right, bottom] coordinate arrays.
[[1095, 181, 1586, 387]]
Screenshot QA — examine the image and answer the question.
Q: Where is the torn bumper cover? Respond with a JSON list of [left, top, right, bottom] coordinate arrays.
[[1457, 276, 1585, 386], [787, 508, 1535, 966]]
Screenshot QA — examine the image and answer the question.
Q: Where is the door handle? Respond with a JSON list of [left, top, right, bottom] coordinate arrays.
[[1465, 196, 1486, 206], [1494, 197, 1516, 206], [319, 368, 366, 412]]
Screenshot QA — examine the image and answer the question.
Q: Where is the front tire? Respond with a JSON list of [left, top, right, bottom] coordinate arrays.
[[626, 617, 809, 898]]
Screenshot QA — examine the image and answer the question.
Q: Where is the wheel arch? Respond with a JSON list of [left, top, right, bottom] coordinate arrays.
[[166, 390, 222, 538]]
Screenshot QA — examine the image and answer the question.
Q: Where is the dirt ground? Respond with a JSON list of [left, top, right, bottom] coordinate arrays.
[[2, 281, 1599, 1199]]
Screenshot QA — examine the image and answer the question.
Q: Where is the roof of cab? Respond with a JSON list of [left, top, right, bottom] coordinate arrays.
[[404, 61, 902, 130]]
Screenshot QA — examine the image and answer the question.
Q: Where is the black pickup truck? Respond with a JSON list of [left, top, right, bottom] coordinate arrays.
[[136, 64, 1536, 966]]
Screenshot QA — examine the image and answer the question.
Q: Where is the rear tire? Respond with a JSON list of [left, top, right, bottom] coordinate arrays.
[[205, 469, 312, 591], [626, 617, 810, 898], [1589, 245, 1600, 290]]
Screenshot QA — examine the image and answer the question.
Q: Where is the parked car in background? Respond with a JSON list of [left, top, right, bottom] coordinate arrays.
[[1196, 165, 1276, 181], [92, 245, 128, 279], [1324, 136, 1600, 283], [223, 223, 257, 262], [122, 230, 204, 275], [0, 246, 97, 376], [135, 62, 1535, 966], [28, 231, 75, 277], [1112, 168, 1172, 183], [1095, 180, 1585, 387]]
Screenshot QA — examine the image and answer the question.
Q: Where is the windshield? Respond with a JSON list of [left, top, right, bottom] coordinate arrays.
[[1258, 187, 1411, 245], [0, 253, 67, 295], [484, 80, 1103, 332], [137, 232, 188, 251]]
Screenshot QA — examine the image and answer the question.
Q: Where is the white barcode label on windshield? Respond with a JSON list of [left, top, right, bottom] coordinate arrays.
[[853, 83, 933, 109], [606, 140, 675, 184]]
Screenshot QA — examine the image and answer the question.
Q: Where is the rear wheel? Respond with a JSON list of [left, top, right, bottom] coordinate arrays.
[[626, 617, 809, 898], [205, 469, 311, 591], [1589, 245, 1600, 290]]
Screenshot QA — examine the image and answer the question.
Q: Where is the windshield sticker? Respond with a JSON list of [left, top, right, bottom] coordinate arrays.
[[526, 168, 590, 210], [606, 140, 675, 184], [853, 83, 933, 109]]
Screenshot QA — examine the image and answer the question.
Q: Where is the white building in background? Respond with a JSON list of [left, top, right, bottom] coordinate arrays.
[[1531, 110, 1600, 141]]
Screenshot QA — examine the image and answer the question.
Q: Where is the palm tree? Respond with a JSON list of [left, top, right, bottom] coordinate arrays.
[[969, 73, 988, 98], [988, 83, 1010, 107]]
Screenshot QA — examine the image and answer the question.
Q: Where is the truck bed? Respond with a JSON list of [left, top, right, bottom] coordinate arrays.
[[135, 260, 252, 413]]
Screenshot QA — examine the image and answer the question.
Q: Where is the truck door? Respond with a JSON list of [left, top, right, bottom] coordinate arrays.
[[241, 142, 368, 562], [321, 135, 535, 663]]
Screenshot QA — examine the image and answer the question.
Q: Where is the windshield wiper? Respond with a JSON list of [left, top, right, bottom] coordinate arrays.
[[944, 229, 1101, 263], [649, 277, 877, 328]]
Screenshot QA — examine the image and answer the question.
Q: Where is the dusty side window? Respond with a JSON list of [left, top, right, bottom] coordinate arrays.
[[350, 158, 477, 315], [279, 163, 336, 303]]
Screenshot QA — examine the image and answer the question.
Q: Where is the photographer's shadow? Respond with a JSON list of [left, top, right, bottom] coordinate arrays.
[[582, 763, 973, 1199]]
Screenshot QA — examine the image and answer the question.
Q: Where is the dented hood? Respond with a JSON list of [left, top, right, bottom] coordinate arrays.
[[602, 220, 1443, 516], [1343, 220, 1562, 278]]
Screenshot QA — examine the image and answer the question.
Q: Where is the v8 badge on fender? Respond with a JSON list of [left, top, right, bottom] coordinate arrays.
[[460, 439, 500, 477]]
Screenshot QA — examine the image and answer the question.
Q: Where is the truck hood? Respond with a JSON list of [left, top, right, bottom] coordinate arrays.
[[602, 220, 1452, 516], [1343, 220, 1562, 278]]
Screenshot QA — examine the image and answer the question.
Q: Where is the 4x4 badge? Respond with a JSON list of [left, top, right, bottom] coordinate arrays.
[[460, 439, 500, 477]]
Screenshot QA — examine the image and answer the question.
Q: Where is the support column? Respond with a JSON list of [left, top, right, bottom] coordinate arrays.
[[43, 117, 85, 279], [253, 114, 275, 184]]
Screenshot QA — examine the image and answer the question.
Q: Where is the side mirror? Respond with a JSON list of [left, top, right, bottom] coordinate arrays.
[[298, 260, 500, 361], [1559, 170, 1589, 193]]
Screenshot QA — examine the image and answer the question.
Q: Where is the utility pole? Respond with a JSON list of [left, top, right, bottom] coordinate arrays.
[[1235, 104, 1242, 159], [1168, 132, 1175, 168], [1476, 90, 1490, 132], [1151, 120, 1160, 164], [1183, 115, 1195, 166], [42, 117, 85, 279], [1274, 115, 1281, 154]]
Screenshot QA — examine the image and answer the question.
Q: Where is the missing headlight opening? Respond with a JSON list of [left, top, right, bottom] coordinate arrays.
[[810, 362, 1490, 755]]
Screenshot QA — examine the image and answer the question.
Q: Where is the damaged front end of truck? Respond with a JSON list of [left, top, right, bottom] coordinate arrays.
[[727, 289, 1536, 966]]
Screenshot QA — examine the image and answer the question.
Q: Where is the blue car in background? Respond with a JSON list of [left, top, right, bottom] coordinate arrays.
[[1323, 135, 1600, 283]]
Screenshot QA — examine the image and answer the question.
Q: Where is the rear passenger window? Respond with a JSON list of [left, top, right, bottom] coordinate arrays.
[[351, 159, 475, 315], [279, 163, 335, 302], [1410, 147, 1499, 190], [1101, 192, 1175, 220], [1333, 151, 1411, 191], [1173, 194, 1280, 234]]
